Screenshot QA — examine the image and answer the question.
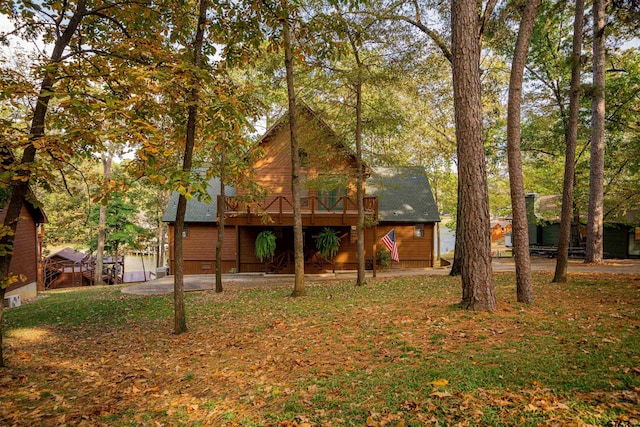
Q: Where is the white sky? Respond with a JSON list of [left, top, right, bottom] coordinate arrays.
[[0, 12, 49, 56]]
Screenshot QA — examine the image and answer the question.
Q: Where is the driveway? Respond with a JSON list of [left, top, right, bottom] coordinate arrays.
[[121, 256, 640, 296]]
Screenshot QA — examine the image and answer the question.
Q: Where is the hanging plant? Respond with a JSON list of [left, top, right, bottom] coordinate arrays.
[[255, 230, 276, 262], [316, 227, 341, 259]]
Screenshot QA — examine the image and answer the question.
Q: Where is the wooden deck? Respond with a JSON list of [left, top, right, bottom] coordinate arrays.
[[220, 195, 378, 226]]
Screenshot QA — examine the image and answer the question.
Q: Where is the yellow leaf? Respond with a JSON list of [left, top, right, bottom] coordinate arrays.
[[429, 378, 449, 387]]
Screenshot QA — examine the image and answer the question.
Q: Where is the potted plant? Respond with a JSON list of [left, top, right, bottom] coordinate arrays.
[[255, 230, 276, 271], [316, 228, 341, 272]]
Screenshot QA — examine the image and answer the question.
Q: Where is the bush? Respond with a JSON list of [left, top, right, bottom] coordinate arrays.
[[375, 247, 392, 270]]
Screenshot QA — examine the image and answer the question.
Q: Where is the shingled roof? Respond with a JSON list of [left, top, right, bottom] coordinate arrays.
[[162, 177, 235, 223], [366, 166, 440, 223]]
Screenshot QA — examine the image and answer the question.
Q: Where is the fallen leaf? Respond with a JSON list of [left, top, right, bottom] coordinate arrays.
[[431, 391, 453, 399], [429, 378, 449, 387]]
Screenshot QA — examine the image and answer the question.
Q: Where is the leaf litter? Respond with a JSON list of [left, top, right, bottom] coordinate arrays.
[[0, 271, 639, 426]]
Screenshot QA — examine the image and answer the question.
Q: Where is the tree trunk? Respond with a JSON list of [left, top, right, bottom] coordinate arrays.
[[283, 14, 305, 297], [174, 0, 208, 333], [157, 189, 170, 269], [553, 0, 585, 282], [585, 0, 606, 264], [215, 150, 226, 293], [449, 186, 463, 277], [1, 0, 86, 285], [507, 0, 540, 304], [95, 153, 113, 285], [355, 80, 366, 286], [0, 287, 5, 367], [0, 1, 86, 368], [348, 33, 366, 287], [451, 0, 496, 311]]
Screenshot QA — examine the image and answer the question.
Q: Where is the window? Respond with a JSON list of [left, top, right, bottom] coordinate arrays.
[[319, 187, 346, 210], [182, 224, 189, 238], [414, 224, 424, 238], [298, 148, 309, 167]]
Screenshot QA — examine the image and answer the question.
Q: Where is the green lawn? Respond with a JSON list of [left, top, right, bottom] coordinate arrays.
[[1, 271, 639, 426]]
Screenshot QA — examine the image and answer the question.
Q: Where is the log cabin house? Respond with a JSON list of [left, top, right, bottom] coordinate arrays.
[[163, 106, 440, 274], [1, 197, 47, 302]]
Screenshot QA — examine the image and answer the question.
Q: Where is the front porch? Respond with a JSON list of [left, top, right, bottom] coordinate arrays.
[[236, 225, 356, 274]]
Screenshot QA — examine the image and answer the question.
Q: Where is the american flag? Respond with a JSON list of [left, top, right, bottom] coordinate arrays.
[[380, 229, 400, 262]]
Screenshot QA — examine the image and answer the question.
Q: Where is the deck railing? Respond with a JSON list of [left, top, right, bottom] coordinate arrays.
[[220, 195, 378, 224]]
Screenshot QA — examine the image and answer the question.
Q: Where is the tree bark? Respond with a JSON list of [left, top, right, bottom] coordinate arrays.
[[0, 1, 87, 368], [451, 0, 496, 311], [449, 189, 463, 277], [0, 287, 5, 367], [507, 0, 540, 304], [585, 0, 606, 264], [215, 150, 226, 293], [174, 0, 209, 333], [355, 78, 366, 286], [283, 12, 306, 297], [95, 153, 113, 285], [553, 0, 585, 282], [345, 29, 367, 287]]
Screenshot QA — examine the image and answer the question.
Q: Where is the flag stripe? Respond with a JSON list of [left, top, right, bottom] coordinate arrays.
[[380, 229, 400, 262]]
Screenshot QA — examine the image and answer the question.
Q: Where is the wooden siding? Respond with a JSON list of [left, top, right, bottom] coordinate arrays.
[[233, 223, 435, 273], [167, 224, 237, 274], [168, 260, 238, 276], [367, 224, 434, 269], [1, 204, 38, 292], [168, 221, 436, 275], [237, 113, 357, 199]]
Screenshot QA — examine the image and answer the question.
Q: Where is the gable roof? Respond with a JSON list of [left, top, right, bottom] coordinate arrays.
[[366, 166, 440, 223], [260, 103, 365, 170], [162, 177, 235, 223], [46, 247, 88, 263]]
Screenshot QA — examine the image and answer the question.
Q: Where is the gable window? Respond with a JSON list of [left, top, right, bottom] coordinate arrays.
[[414, 224, 424, 238], [298, 148, 309, 167]]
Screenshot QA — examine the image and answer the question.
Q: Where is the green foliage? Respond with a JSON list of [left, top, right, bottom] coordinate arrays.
[[255, 230, 276, 262], [315, 227, 341, 259], [89, 192, 144, 256], [375, 247, 392, 270], [0, 225, 14, 258]]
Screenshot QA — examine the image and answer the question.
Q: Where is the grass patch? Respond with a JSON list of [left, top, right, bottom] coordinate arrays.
[[1, 272, 639, 426]]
